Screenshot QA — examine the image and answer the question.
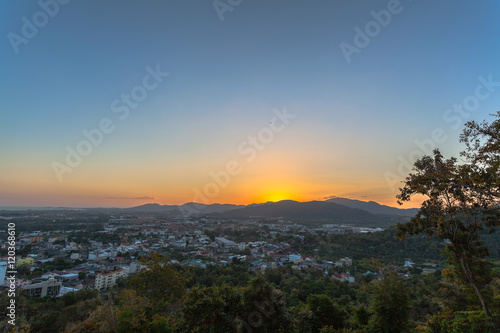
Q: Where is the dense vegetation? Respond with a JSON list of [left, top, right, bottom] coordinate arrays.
[[2, 253, 499, 332]]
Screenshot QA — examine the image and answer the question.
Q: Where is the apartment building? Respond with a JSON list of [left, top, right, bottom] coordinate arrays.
[[22, 278, 62, 299], [94, 269, 126, 291]]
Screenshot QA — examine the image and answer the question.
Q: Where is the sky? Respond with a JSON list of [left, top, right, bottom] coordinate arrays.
[[1, 0, 500, 208]]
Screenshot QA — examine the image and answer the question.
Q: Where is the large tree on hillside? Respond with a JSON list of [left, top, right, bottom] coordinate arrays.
[[180, 284, 243, 332], [240, 275, 292, 332], [127, 252, 189, 311], [396, 112, 500, 318], [368, 269, 411, 332]]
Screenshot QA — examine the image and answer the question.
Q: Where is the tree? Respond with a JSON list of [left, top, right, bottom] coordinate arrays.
[[240, 275, 292, 332], [115, 290, 150, 332], [460, 111, 500, 189], [349, 305, 370, 330], [67, 301, 118, 333], [127, 252, 189, 311], [180, 284, 243, 332], [396, 113, 500, 319], [368, 268, 411, 332], [304, 294, 346, 332]]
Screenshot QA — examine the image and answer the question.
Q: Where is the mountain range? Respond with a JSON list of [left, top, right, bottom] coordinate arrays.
[[325, 197, 418, 217], [0, 198, 418, 228], [126, 197, 418, 228]]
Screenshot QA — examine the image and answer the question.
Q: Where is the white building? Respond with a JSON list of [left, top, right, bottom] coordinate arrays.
[[174, 240, 187, 248], [22, 278, 62, 299], [404, 260, 415, 267], [335, 257, 353, 267], [215, 237, 238, 249], [59, 286, 79, 296], [94, 269, 126, 291], [340, 272, 355, 283], [287, 254, 302, 262]]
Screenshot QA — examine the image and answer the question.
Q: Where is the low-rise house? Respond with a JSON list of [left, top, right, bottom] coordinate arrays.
[[174, 240, 187, 248], [340, 272, 355, 283], [188, 260, 207, 268], [335, 257, 352, 267], [215, 237, 238, 250], [287, 254, 302, 262], [81, 279, 95, 290], [57, 273, 79, 282], [404, 260, 415, 267], [59, 286, 79, 296], [17, 257, 34, 266]]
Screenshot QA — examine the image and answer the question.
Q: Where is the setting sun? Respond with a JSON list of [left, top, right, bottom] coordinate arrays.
[[256, 192, 298, 203]]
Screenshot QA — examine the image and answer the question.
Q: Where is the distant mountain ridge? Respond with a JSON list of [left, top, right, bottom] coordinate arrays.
[[203, 199, 412, 227], [0, 197, 417, 228], [125, 202, 244, 214], [325, 197, 419, 217], [125, 197, 418, 218]]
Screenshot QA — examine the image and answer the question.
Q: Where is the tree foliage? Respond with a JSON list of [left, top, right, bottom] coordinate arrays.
[[127, 252, 190, 311], [240, 275, 292, 332], [368, 268, 411, 333], [296, 294, 346, 332], [397, 113, 500, 319], [181, 284, 242, 332]]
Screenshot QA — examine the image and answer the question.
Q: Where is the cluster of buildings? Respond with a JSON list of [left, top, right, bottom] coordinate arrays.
[[0, 214, 393, 299], [309, 224, 384, 234], [0, 260, 133, 299]]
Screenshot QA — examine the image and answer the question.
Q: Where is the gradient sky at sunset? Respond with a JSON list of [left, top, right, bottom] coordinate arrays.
[[1, 1, 500, 208]]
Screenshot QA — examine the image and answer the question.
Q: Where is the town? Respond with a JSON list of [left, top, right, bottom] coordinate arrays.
[[0, 210, 425, 300]]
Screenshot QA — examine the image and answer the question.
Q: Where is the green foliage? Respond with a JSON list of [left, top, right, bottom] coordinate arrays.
[[181, 284, 243, 332], [127, 252, 190, 311], [293, 227, 444, 262], [397, 113, 500, 318], [368, 271, 411, 333], [0, 288, 102, 333], [57, 297, 103, 331], [66, 301, 118, 333], [62, 289, 98, 307], [115, 290, 151, 332], [298, 294, 346, 332], [349, 305, 371, 330], [240, 274, 292, 332], [427, 310, 498, 332], [187, 264, 252, 288]]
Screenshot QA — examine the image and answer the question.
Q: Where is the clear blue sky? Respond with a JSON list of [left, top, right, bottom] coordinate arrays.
[[1, 0, 500, 207]]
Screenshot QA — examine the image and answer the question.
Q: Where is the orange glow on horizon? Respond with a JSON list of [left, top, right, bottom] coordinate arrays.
[[1, 148, 425, 209], [253, 192, 301, 203]]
